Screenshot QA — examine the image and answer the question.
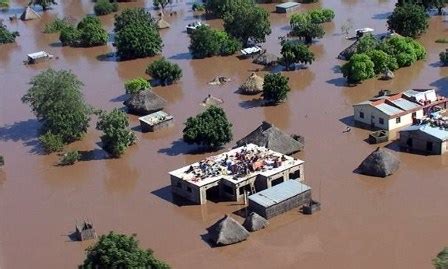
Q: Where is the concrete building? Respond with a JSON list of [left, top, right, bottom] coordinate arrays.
[[170, 144, 304, 205], [138, 111, 173, 132], [399, 124, 448, 155], [353, 89, 448, 131], [276, 2, 300, 13]]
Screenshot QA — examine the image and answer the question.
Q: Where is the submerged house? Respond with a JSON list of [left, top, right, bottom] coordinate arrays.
[[138, 110, 173, 132], [207, 215, 250, 246], [74, 220, 97, 241], [20, 6, 40, 21], [170, 144, 304, 205], [276, 2, 300, 13], [353, 89, 448, 131], [399, 124, 448, 155]]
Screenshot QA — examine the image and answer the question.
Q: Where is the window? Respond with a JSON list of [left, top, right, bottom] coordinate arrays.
[[379, 118, 384, 125], [289, 170, 300, 179], [187, 186, 192, 193], [426, 141, 433, 151], [359, 112, 364, 119], [396, 117, 401, 124], [407, 138, 413, 147], [271, 177, 284, 186]]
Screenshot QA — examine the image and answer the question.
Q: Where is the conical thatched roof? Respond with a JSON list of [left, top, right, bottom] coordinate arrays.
[[20, 6, 40, 21], [243, 212, 268, 232], [202, 94, 223, 107], [207, 215, 250, 246], [123, 90, 166, 116], [338, 40, 358, 61], [358, 147, 400, 177], [239, 72, 264, 95], [253, 52, 278, 66], [236, 121, 304, 155], [156, 18, 170, 29]]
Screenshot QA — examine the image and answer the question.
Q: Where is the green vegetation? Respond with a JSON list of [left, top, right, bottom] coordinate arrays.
[[397, 0, 448, 15], [262, 73, 290, 104], [31, 0, 57, 10], [436, 38, 448, 43], [440, 49, 448, 65], [205, 0, 253, 18], [114, 8, 163, 60], [153, 0, 170, 9], [96, 109, 136, 158], [0, 0, 9, 9], [124, 78, 151, 94], [304, 8, 335, 24], [59, 150, 81, 166], [189, 25, 241, 58], [387, 4, 429, 38], [81, 232, 170, 269], [223, 4, 271, 46], [183, 106, 233, 149], [433, 247, 448, 269], [366, 50, 398, 74], [192, 2, 205, 11], [94, 0, 118, 16], [146, 58, 182, 85], [21, 69, 90, 152], [289, 9, 334, 44], [341, 53, 375, 83], [0, 24, 19, 44], [59, 16, 108, 47], [43, 17, 73, 33], [280, 41, 315, 70]]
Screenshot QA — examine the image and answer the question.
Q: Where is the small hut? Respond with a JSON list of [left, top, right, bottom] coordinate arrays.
[[358, 147, 400, 177], [207, 215, 250, 246], [208, 76, 230, 86], [253, 52, 278, 66], [243, 212, 268, 232], [202, 94, 223, 107], [20, 6, 40, 21], [74, 220, 97, 241], [239, 72, 264, 95], [156, 18, 170, 29], [236, 121, 304, 155], [337, 40, 358, 61], [123, 90, 167, 116]]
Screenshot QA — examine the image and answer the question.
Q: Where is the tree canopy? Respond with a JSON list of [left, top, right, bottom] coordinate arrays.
[[289, 8, 334, 43], [0, 0, 9, 9], [0, 23, 19, 44], [31, 0, 57, 10], [280, 41, 315, 70], [153, 0, 170, 9], [262, 73, 290, 104], [387, 4, 429, 38], [146, 58, 182, 85], [183, 106, 233, 149], [94, 0, 118, 16], [341, 53, 375, 83], [21, 69, 90, 151], [125, 78, 151, 94], [96, 109, 136, 158], [114, 8, 163, 60], [205, 0, 254, 18], [81, 232, 170, 269], [59, 16, 108, 47], [397, 0, 448, 14], [43, 17, 73, 33], [189, 25, 241, 58]]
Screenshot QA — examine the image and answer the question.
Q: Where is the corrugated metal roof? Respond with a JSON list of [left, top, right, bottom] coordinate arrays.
[[375, 103, 403, 116], [248, 180, 311, 208], [401, 124, 448, 141], [276, 2, 299, 8], [390, 98, 420, 111]]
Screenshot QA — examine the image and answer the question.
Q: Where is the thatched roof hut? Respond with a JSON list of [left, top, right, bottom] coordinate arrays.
[[253, 52, 278, 66], [243, 212, 268, 232], [74, 220, 97, 241], [236, 121, 304, 155], [156, 18, 170, 29], [239, 72, 264, 95], [207, 215, 250, 246], [123, 90, 166, 116], [358, 147, 400, 177], [208, 76, 230, 86], [20, 6, 40, 21], [202, 94, 223, 107], [338, 40, 358, 61]]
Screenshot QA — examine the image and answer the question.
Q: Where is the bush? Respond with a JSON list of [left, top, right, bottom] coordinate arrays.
[[280, 41, 315, 70], [60, 25, 80, 46], [114, 8, 163, 60], [146, 58, 182, 85], [32, 0, 57, 10], [0, 0, 9, 9], [94, 0, 118, 16], [290, 17, 324, 44], [59, 150, 81, 165], [341, 53, 375, 83], [59, 17, 108, 47], [189, 25, 241, 58], [39, 132, 64, 153], [124, 78, 150, 94], [205, 0, 253, 18], [435, 38, 448, 43], [192, 2, 205, 11], [0, 24, 19, 44], [183, 106, 233, 149], [440, 49, 448, 66], [366, 49, 398, 74], [262, 73, 290, 104], [43, 17, 73, 33], [434, 247, 448, 269], [387, 4, 429, 38], [307, 8, 335, 24]]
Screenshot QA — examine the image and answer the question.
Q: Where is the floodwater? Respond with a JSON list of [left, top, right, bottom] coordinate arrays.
[[1, 0, 448, 268]]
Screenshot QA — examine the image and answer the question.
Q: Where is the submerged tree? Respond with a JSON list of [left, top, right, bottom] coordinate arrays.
[[387, 4, 429, 38], [434, 247, 448, 269], [21, 69, 90, 152], [59, 16, 108, 47], [341, 53, 375, 83], [205, 0, 253, 18], [189, 25, 241, 58], [262, 73, 290, 104], [146, 58, 182, 85], [183, 106, 233, 149], [0, 23, 19, 44], [94, 0, 118, 16], [81, 232, 170, 269], [280, 41, 315, 70], [31, 0, 57, 10]]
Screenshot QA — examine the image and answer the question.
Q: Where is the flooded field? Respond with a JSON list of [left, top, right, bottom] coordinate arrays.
[[1, 0, 448, 268]]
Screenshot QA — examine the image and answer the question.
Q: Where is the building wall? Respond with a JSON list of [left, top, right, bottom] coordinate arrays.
[[399, 131, 444, 155], [354, 105, 424, 130], [388, 110, 423, 130], [249, 190, 312, 219], [171, 175, 217, 204]]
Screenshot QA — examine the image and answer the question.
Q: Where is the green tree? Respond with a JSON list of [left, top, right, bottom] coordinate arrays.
[[114, 8, 163, 60], [377, 36, 426, 67], [39, 132, 64, 153], [262, 73, 290, 104], [291, 20, 324, 44], [387, 4, 429, 38], [124, 78, 151, 94], [153, 0, 170, 9], [189, 25, 241, 58], [434, 247, 448, 269], [440, 49, 448, 66], [205, 0, 254, 18], [31, 0, 57, 10], [59, 25, 80, 46], [59, 150, 81, 166], [223, 4, 271, 46], [367, 49, 398, 74], [94, 0, 118, 16], [146, 58, 182, 85], [397, 0, 448, 15], [81, 232, 170, 269], [77, 16, 108, 47], [0, 24, 19, 44], [280, 41, 315, 70], [306, 8, 335, 24], [21, 69, 90, 150], [341, 53, 375, 83], [0, 0, 9, 9], [96, 109, 136, 158], [183, 106, 233, 149], [355, 33, 379, 55], [43, 17, 73, 33]]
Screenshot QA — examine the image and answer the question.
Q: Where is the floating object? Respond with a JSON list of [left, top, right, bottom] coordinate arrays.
[[243, 212, 268, 232], [358, 147, 400, 178], [202, 94, 223, 107], [208, 76, 230, 86], [25, 51, 53, 64], [207, 215, 250, 246], [139, 110, 174, 132], [240, 46, 262, 56], [20, 6, 40, 21]]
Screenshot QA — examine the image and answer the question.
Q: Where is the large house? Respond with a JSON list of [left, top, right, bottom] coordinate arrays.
[[353, 89, 448, 130]]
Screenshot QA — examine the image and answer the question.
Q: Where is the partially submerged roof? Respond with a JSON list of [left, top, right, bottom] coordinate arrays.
[[138, 111, 173, 126], [358, 147, 400, 178], [156, 18, 170, 29], [276, 2, 300, 8], [248, 180, 311, 208], [207, 215, 249, 246], [20, 6, 40, 21], [400, 124, 448, 141], [375, 103, 403, 116], [243, 212, 268, 232], [123, 90, 167, 116], [27, 51, 51, 59]]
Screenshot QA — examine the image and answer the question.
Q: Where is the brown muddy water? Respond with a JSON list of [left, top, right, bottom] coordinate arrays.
[[1, 0, 448, 268]]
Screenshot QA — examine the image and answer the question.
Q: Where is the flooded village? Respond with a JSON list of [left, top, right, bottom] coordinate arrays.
[[2, 0, 448, 268]]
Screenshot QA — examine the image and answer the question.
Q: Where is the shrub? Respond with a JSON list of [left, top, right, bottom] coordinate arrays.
[[39, 132, 64, 153], [366, 49, 398, 74], [59, 150, 81, 165], [280, 41, 315, 70], [192, 2, 205, 11], [59, 17, 108, 47], [0, 24, 19, 44], [341, 53, 375, 83], [94, 0, 118, 16], [387, 4, 429, 38], [434, 247, 448, 269], [307, 8, 335, 24], [124, 78, 150, 94], [146, 58, 182, 85], [262, 73, 290, 104], [60, 25, 80, 46], [440, 49, 448, 66], [43, 17, 73, 33], [189, 25, 241, 58]]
